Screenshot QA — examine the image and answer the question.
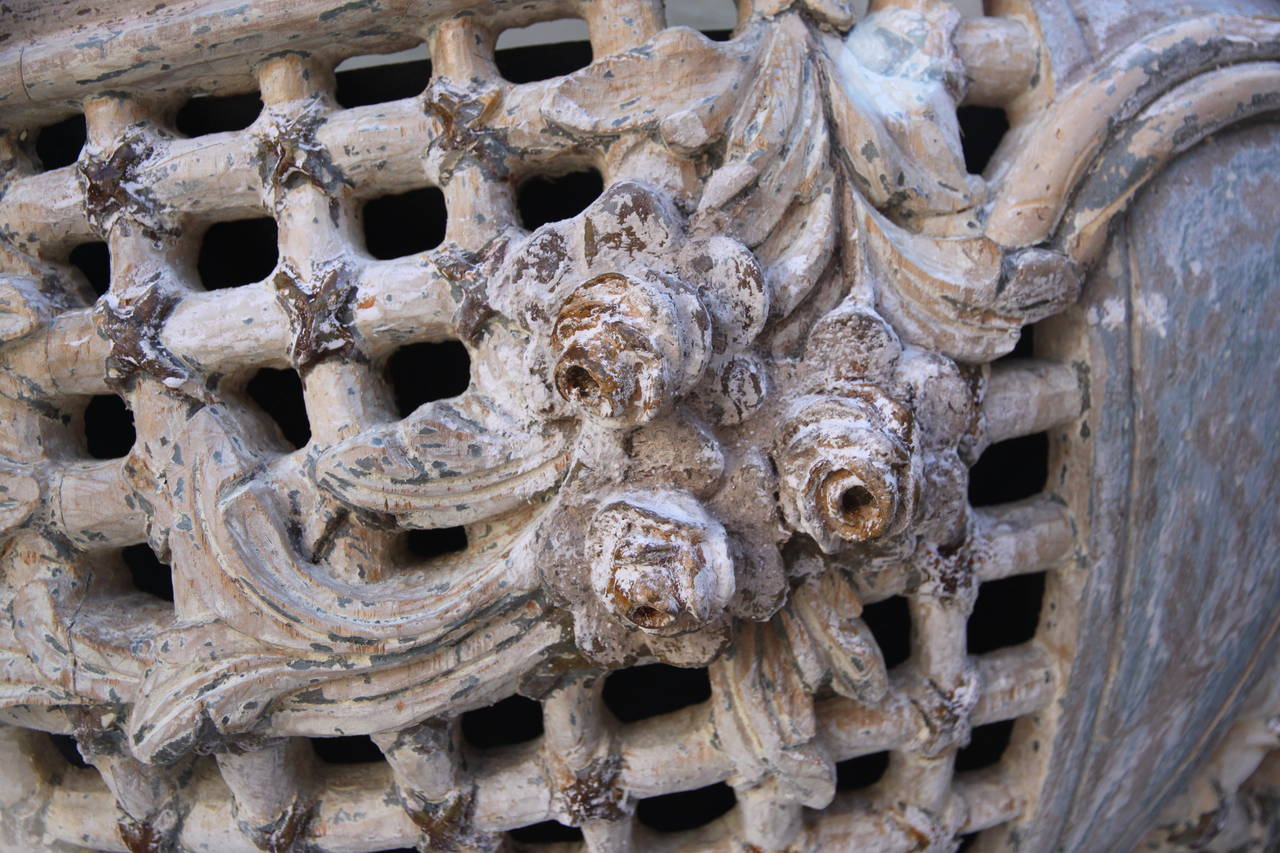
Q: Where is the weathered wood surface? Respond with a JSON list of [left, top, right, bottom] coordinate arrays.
[[0, 0, 1276, 851]]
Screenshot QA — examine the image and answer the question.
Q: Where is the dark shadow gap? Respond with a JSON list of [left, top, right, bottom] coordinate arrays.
[[48, 733, 90, 768], [246, 368, 311, 450], [636, 782, 736, 832], [507, 821, 584, 844], [860, 596, 911, 669], [122, 543, 174, 603], [997, 324, 1035, 361], [404, 527, 468, 560], [836, 751, 890, 791], [495, 21, 592, 83], [957, 105, 1009, 174], [310, 734, 384, 764], [198, 218, 278, 290], [386, 340, 470, 417], [516, 169, 603, 231], [36, 114, 86, 170], [69, 241, 110, 297], [603, 664, 711, 723], [336, 54, 432, 108], [955, 719, 1015, 772], [967, 433, 1049, 507], [967, 572, 1046, 655], [83, 394, 135, 460], [175, 91, 263, 137], [461, 695, 543, 749], [362, 187, 447, 260]]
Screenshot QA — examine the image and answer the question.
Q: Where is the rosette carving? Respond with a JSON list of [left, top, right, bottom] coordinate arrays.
[[586, 491, 735, 636]]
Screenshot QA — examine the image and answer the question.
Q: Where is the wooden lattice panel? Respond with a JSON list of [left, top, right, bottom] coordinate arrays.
[[0, 1, 1277, 852]]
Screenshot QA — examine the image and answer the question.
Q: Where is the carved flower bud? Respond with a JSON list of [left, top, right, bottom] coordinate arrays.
[[550, 273, 710, 425], [775, 394, 918, 553], [587, 491, 734, 636]]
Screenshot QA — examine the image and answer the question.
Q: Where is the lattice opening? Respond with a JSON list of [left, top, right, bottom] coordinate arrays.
[[361, 187, 447, 260], [508, 820, 585, 844], [310, 734, 385, 764], [967, 572, 1046, 655], [1001, 323, 1035, 360], [403, 526, 469, 561], [461, 694, 544, 749], [34, 113, 86, 171], [245, 367, 311, 450], [174, 91, 262, 137], [967, 432, 1049, 506], [385, 339, 471, 417], [955, 719, 1015, 772], [495, 19, 592, 83], [603, 663, 711, 723], [957, 105, 1009, 174], [665, 0, 739, 40], [48, 732, 90, 768], [197, 217, 279, 290], [860, 595, 911, 668], [835, 750, 890, 791], [122, 542, 174, 603], [516, 169, 604, 231], [82, 394, 135, 460], [335, 48, 432, 108], [636, 781, 737, 832], [68, 240, 110, 297]]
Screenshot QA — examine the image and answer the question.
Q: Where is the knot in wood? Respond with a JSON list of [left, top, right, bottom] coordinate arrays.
[[78, 125, 178, 243]]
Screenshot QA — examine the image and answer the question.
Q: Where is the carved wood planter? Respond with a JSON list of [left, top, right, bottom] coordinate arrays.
[[0, 1, 1277, 851]]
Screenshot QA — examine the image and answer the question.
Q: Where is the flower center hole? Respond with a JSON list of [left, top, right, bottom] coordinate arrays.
[[563, 364, 600, 399], [628, 605, 671, 628], [840, 485, 876, 518]]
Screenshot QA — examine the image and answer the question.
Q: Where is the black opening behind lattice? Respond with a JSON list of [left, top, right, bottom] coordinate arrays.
[[361, 187, 447, 260], [336, 55, 433, 108], [495, 26, 592, 83], [198, 218, 279, 290], [311, 734, 384, 764], [405, 527, 469, 560], [122, 543, 174, 603], [955, 719, 1016, 772], [603, 663, 712, 723], [461, 694, 543, 749], [636, 781, 736, 832], [967, 572, 1046, 655], [957, 105, 1010, 175], [69, 241, 110, 297], [83, 394, 135, 460], [35, 114, 86, 171], [175, 91, 263, 137], [508, 820, 585, 844], [967, 433, 1049, 507], [836, 750, 890, 791], [860, 596, 911, 669], [246, 368, 311, 450], [516, 169, 604, 231]]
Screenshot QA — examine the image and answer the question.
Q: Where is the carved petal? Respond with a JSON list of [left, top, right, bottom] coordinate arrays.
[[711, 619, 835, 809], [313, 394, 569, 528], [862, 202, 1080, 362]]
